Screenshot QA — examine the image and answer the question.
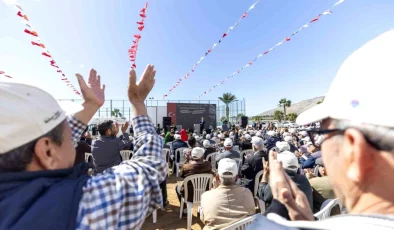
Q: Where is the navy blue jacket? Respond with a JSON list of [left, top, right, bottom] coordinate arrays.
[[0, 163, 90, 230]]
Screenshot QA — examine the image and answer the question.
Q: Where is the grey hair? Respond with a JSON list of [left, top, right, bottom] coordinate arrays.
[[219, 172, 237, 186], [334, 119, 394, 152], [0, 120, 65, 172]]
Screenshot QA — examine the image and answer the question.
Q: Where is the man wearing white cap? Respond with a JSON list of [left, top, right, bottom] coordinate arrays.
[[200, 158, 255, 229], [250, 31, 394, 229], [203, 140, 216, 159], [240, 136, 266, 193], [0, 65, 167, 229], [215, 138, 241, 167], [240, 134, 253, 151], [176, 147, 212, 215], [257, 151, 312, 209]]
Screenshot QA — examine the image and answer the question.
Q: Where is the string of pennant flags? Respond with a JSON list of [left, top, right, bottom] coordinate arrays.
[[0, 70, 13, 79], [194, 0, 345, 100], [128, 1, 149, 69], [162, 0, 260, 99], [13, 3, 81, 96]]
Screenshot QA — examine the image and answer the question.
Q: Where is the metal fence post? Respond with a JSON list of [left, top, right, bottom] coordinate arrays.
[[110, 100, 113, 116]]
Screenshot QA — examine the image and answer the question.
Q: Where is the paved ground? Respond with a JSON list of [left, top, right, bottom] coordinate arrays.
[[141, 172, 205, 230]]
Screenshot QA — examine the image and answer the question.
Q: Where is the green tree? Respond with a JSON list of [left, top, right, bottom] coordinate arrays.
[[220, 116, 227, 122], [219, 93, 237, 121], [287, 113, 298, 122], [111, 108, 122, 118], [273, 110, 285, 122], [317, 101, 322, 104], [278, 98, 292, 121], [237, 113, 245, 119]]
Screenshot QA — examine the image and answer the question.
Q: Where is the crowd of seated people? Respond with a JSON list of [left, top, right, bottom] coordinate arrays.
[[2, 31, 394, 230]]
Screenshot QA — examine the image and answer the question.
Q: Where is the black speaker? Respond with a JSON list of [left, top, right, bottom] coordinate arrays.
[[163, 117, 172, 130], [241, 116, 248, 128]]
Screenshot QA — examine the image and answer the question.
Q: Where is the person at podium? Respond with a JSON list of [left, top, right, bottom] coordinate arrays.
[[200, 117, 205, 134]]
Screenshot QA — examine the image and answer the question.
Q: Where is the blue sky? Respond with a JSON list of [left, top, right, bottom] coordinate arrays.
[[1, 0, 394, 115]]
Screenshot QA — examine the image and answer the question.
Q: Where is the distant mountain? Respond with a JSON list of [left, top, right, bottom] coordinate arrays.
[[257, 96, 325, 116]]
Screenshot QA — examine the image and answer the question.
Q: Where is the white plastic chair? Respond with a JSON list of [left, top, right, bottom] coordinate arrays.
[[205, 152, 219, 171], [175, 147, 189, 177], [120, 150, 133, 161], [84, 152, 93, 163], [179, 174, 213, 230], [162, 148, 170, 163], [253, 170, 264, 197], [221, 214, 259, 230], [314, 198, 341, 220]]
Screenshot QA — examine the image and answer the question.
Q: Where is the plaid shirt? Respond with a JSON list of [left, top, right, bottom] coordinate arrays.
[[68, 115, 166, 230], [67, 115, 88, 147]]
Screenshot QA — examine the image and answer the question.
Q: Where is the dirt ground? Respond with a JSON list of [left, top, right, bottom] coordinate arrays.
[[142, 172, 205, 230]]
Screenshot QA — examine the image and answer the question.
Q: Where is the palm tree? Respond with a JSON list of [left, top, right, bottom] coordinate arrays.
[[111, 108, 122, 118], [287, 113, 298, 122], [278, 98, 291, 121], [219, 93, 237, 121]]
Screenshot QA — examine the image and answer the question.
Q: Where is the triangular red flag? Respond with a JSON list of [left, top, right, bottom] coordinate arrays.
[[138, 25, 144, 31], [130, 59, 135, 62], [52, 65, 59, 68], [263, 51, 269, 55], [57, 70, 62, 73], [242, 12, 247, 18], [286, 37, 291, 41], [31, 41, 46, 48], [4, 75, 12, 78], [0, 71, 4, 74], [222, 33, 227, 38], [50, 60, 56, 65], [134, 34, 141, 39], [24, 29, 38, 37], [208, 49, 212, 53], [139, 12, 146, 18], [62, 74, 65, 77], [132, 63, 136, 68], [248, 62, 252, 66], [42, 52, 52, 58], [137, 21, 144, 25], [140, 8, 146, 13], [310, 17, 319, 23]]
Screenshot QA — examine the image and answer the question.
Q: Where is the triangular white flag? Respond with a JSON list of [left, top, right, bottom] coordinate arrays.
[[200, 57, 204, 61], [333, 0, 344, 7], [323, 10, 332, 15], [302, 24, 309, 28], [248, 1, 258, 11], [213, 43, 217, 48], [257, 54, 263, 58]]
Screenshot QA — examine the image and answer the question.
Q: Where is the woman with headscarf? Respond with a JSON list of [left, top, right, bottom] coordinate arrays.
[[180, 129, 188, 142]]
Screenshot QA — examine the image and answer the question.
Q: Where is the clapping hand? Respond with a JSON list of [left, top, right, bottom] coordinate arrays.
[[128, 65, 156, 105], [268, 149, 314, 221], [121, 121, 130, 133], [76, 69, 105, 108]]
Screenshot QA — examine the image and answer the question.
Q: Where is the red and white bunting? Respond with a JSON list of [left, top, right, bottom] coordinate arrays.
[[194, 0, 345, 100], [128, 1, 149, 69], [0, 70, 13, 79], [12, 3, 81, 96], [162, 0, 260, 99]]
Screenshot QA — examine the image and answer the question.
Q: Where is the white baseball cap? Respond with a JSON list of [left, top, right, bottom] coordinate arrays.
[[0, 82, 83, 154], [277, 151, 298, 173], [174, 134, 181, 140], [256, 131, 262, 137], [284, 136, 293, 143], [206, 134, 211, 139], [203, 140, 211, 148], [191, 147, 204, 159], [224, 138, 233, 147], [218, 158, 238, 178], [297, 30, 394, 127], [267, 131, 276, 136], [244, 134, 252, 140], [251, 136, 264, 147], [276, 141, 290, 152]]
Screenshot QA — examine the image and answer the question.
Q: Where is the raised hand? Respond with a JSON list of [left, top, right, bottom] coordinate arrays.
[[128, 65, 156, 105], [122, 121, 130, 133], [268, 150, 314, 221], [76, 69, 105, 108]]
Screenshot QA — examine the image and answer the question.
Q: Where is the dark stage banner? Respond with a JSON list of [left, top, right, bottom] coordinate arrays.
[[167, 103, 217, 130]]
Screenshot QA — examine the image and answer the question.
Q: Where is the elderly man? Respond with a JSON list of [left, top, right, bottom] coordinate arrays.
[[250, 31, 394, 229], [215, 138, 241, 167], [240, 136, 266, 193], [240, 134, 253, 151], [0, 65, 167, 229], [284, 136, 298, 153], [92, 120, 132, 173], [257, 150, 312, 208], [176, 147, 212, 215], [200, 158, 255, 229], [203, 140, 217, 159]]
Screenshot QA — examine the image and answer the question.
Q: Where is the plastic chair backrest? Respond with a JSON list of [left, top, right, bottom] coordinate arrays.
[[120, 150, 133, 161], [183, 174, 213, 204], [314, 198, 341, 220], [206, 152, 219, 169], [162, 148, 170, 161], [221, 214, 259, 230], [254, 170, 264, 197], [241, 149, 254, 160], [175, 147, 188, 164], [85, 152, 93, 163]]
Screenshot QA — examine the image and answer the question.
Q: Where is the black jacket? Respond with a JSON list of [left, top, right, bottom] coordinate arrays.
[[240, 150, 265, 193]]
